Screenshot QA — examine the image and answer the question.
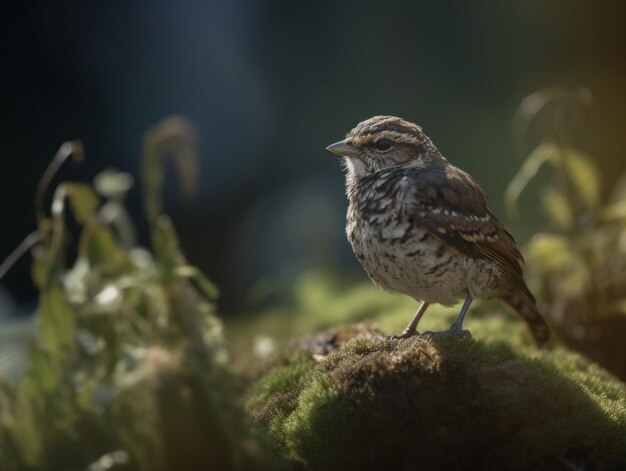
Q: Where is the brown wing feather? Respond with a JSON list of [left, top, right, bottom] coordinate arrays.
[[408, 167, 535, 303]]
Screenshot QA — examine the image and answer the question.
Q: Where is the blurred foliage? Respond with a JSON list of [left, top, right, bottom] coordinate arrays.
[[0, 117, 271, 471], [249, 322, 626, 470], [505, 88, 626, 378]]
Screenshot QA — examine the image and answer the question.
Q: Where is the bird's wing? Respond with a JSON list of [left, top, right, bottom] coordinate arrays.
[[404, 167, 534, 303]]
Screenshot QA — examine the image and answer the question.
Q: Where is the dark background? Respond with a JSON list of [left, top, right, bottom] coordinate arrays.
[[1, 1, 625, 315]]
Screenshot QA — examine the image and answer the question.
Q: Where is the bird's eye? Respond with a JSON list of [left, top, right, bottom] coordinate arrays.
[[375, 139, 392, 151]]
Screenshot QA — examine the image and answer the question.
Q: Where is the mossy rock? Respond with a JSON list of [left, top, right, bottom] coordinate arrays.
[[249, 323, 626, 470]]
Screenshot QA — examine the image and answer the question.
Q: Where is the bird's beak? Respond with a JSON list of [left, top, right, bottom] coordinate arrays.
[[326, 139, 360, 158]]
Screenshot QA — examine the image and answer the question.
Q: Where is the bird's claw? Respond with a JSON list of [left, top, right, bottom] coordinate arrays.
[[420, 328, 472, 341], [389, 329, 419, 341]]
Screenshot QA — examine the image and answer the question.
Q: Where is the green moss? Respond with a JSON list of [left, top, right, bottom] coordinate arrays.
[[249, 323, 626, 470]]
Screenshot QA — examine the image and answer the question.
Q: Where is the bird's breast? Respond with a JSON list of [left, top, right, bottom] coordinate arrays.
[[346, 203, 481, 304]]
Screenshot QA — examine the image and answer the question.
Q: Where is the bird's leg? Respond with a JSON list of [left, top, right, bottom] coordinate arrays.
[[421, 295, 473, 340], [390, 301, 429, 340]]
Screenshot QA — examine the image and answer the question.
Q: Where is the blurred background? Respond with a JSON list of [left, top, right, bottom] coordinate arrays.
[[1, 0, 626, 316]]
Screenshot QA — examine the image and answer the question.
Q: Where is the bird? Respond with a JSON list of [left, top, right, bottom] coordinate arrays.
[[326, 115, 550, 345]]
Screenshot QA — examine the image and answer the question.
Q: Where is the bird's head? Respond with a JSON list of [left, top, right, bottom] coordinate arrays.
[[326, 115, 443, 177]]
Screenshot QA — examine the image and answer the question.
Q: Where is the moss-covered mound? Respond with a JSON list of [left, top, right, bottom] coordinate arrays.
[[249, 323, 626, 470]]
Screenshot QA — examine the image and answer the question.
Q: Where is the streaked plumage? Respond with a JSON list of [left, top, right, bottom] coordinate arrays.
[[328, 115, 550, 345]]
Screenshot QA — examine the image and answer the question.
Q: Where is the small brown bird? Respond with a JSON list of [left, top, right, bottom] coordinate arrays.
[[327, 116, 550, 345]]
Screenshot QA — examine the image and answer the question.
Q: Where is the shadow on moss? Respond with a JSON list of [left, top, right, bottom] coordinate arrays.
[[249, 323, 626, 470]]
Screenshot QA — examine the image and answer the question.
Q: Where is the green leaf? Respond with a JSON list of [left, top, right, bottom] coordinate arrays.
[[540, 187, 574, 231], [29, 346, 60, 393], [39, 283, 76, 360], [525, 233, 590, 299], [58, 183, 101, 226], [561, 148, 600, 210], [39, 183, 100, 287], [79, 225, 128, 270], [600, 202, 626, 222], [526, 233, 573, 271], [506, 141, 600, 222], [153, 216, 184, 283], [141, 116, 198, 259], [505, 142, 553, 218]]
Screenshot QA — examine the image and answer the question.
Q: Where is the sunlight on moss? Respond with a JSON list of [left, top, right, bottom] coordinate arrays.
[[249, 323, 626, 470]]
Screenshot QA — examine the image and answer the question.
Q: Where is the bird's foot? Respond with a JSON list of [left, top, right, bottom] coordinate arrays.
[[389, 329, 419, 341], [420, 326, 471, 341]]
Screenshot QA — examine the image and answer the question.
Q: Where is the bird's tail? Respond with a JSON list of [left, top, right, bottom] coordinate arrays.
[[499, 293, 551, 346]]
